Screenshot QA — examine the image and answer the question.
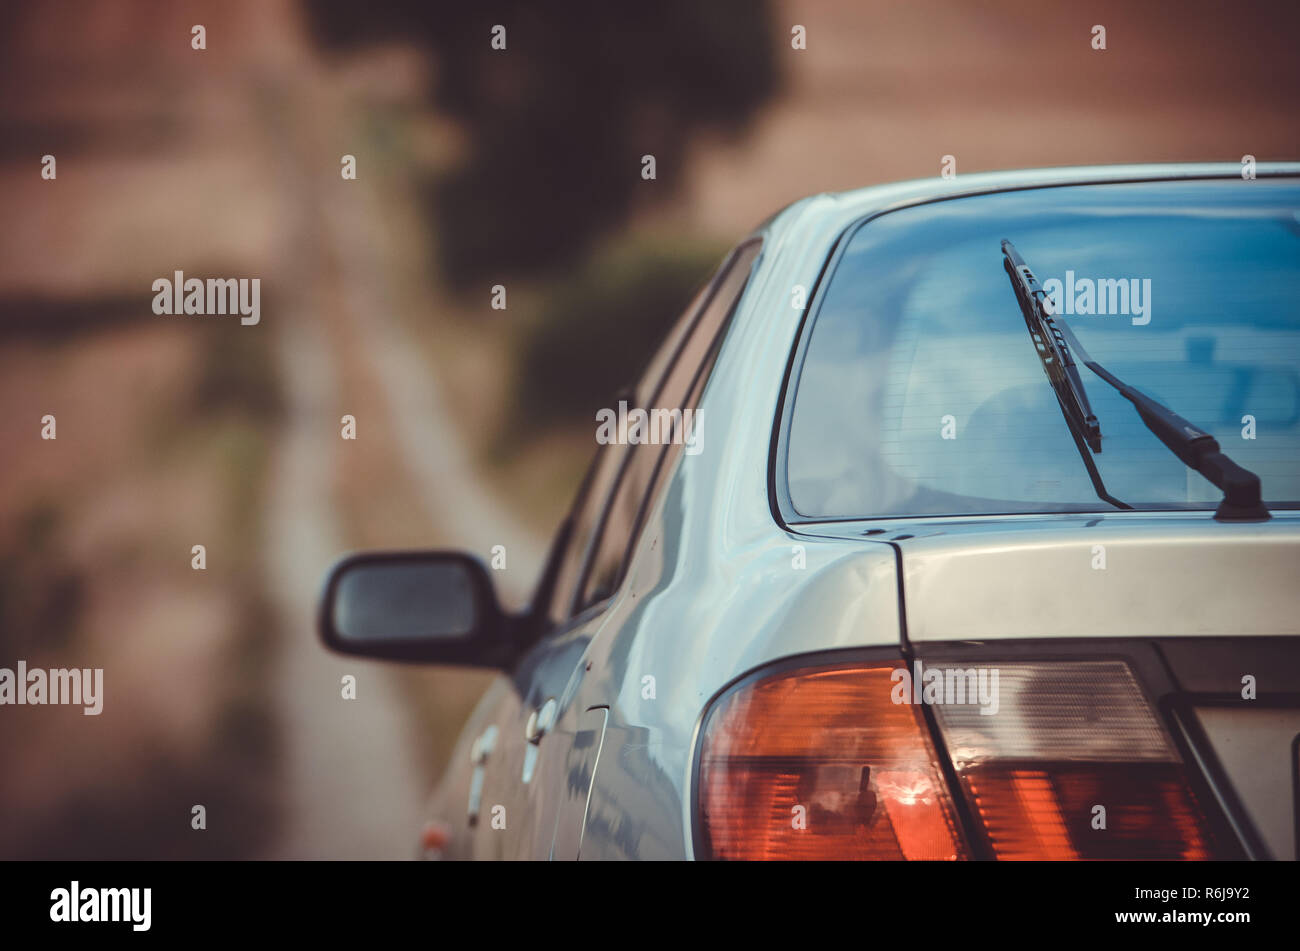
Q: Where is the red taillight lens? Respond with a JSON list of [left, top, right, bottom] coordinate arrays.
[[960, 765, 1211, 859], [696, 663, 968, 860]]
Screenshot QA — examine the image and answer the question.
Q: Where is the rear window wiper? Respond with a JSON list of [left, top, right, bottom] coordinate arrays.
[[1001, 239, 1270, 522], [1002, 239, 1126, 510]]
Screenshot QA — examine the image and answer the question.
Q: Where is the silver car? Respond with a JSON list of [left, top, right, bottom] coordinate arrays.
[[320, 163, 1300, 860]]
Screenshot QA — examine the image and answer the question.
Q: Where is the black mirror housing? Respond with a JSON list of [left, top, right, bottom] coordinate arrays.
[[317, 550, 514, 667]]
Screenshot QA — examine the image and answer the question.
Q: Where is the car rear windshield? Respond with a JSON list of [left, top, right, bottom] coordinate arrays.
[[784, 179, 1300, 518]]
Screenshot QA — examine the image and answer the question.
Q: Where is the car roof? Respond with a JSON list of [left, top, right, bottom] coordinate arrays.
[[757, 161, 1300, 241]]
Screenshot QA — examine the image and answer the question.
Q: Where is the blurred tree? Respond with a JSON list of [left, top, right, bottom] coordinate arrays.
[[512, 237, 727, 431], [305, 1, 778, 286]]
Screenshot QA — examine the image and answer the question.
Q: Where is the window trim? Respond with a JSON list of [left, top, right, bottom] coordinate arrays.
[[568, 237, 765, 617]]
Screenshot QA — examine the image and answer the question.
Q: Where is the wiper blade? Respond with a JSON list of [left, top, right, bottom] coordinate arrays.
[[1001, 240, 1270, 522], [1002, 240, 1103, 452], [1002, 239, 1127, 510]]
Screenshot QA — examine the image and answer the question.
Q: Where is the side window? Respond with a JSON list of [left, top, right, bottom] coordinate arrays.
[[541, 283, 712, 624], [543, 441, 629, 624], [576, 239, 761, 610]]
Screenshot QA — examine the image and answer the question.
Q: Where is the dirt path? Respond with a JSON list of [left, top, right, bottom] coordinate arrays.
[[256, 61, 544, 857], [261, 310, 433, 859], [251, 69, 432, 857]]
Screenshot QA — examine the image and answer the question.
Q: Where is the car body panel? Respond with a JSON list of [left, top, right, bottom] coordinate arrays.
[[1193, 704, 1300, 860], [800, 512, 1300, 641], [550, 706, 608, 859]]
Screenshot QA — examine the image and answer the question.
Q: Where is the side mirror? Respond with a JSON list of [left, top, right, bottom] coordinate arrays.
[[318, 551, 511, 666]]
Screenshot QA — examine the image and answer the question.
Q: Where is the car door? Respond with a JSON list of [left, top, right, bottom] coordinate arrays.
[[482, 239, 763, 858], [461, 434, 629, 858]]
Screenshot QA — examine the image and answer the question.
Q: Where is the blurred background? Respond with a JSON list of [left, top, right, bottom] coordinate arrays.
[[0, 0, 1296, 858]]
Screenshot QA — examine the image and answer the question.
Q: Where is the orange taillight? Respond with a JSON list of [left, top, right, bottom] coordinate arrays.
[[696, 663, 967, 860], [696, 656, 1224, 861]]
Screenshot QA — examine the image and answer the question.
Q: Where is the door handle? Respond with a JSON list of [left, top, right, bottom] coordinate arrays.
[[525, 698, 558, 744], [522, 698, 558, 784]]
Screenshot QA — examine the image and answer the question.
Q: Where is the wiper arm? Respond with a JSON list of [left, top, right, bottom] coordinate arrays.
[[1002, 239, 1126, 510], [1001, 240, 1270, 522]]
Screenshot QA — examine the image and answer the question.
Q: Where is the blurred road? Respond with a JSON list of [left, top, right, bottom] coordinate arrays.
[[257, 63, 543, 858], [0, 0, 545, 860], [262, 307, 430, 859]]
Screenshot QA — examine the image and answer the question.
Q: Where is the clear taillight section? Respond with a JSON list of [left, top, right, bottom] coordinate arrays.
[[929, 660, 1218, 859], [697, 663, 967, 860]]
